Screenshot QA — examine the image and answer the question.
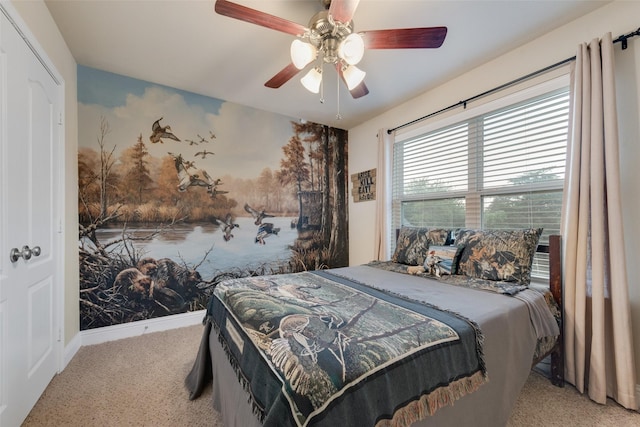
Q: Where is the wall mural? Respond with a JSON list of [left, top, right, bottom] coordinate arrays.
[[77, 66, 349, 330]]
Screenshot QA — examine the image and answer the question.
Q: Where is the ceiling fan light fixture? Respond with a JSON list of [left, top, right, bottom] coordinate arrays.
[[342, 64, 366, 90], [215, 0, 449, 107], [301, 67, 323, 93], [338, 33, 365, 65], [290, 39, 317, 69]]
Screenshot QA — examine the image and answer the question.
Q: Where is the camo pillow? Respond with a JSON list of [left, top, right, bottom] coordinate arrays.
[[392, 227, 451, 266], [455, 228, 542, 285]]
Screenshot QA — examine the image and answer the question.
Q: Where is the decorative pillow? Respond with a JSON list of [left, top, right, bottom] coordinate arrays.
[[426, 229, 451, 246], [392, 227, 451, 266], [455, 228, 542, 285], [424, 245, 464, 275]]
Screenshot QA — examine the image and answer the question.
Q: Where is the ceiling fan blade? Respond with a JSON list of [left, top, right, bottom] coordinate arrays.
[[335, 64, 369, 98], [265, 63, 302, 88], [362, 27, 448, 49], [328, 0, 360, 24], [215, 0, 307, 36]]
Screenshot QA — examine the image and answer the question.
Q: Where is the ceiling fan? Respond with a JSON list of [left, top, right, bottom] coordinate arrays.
[[214, 0, 447, 99]]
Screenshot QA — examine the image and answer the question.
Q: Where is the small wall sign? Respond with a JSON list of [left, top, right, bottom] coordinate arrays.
[[351, 168, 376, 202]]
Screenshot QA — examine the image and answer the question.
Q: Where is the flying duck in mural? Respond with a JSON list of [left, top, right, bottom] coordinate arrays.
[[195, 149, 215, 159], [244, 203, 275, 225], [170, 152, 217, 193], [210, 189, 229, 198], [255, 222, 280, 245], [182, 159, 196, 170], [149, 117, 180, 143], [209, 178, 228, 198], [216, 213, 240, 242]]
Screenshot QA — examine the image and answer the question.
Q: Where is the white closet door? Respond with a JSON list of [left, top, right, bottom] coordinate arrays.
[[0, 9, 62, 427]]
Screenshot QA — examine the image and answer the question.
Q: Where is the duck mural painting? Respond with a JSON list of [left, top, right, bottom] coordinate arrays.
[[77, 66, 349, 330]]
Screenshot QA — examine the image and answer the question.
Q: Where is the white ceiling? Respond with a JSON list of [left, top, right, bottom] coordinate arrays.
[[44, 0, 609, 129]]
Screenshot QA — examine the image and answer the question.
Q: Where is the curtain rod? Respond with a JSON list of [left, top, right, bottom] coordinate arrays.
[[388, 26, 640, 135]]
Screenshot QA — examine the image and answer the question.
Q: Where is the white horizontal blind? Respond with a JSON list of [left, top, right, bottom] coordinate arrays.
[[482, 91, 569, 191], [392, 86, 570, 279], [392, 122, 470, 230], [402, 123, 469, 195]]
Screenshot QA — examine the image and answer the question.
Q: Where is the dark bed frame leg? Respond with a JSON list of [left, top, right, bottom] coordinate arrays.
[[550, 347, 564, 387], [549, 235, 565, 387]]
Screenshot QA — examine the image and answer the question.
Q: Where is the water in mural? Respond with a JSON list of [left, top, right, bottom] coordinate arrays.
[[91, 216, 299, 277], [77, 66, 348, 330]]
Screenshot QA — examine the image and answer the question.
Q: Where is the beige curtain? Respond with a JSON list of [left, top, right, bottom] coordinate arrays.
[[374, 129, 394, 260], [561, 32, 637, 409]]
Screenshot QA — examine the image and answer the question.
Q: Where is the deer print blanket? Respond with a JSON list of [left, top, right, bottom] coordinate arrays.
[[205, 270, 488, 427]]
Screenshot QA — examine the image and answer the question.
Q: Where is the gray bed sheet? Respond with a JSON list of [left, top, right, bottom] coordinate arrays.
[[206, 265, 540, 427]]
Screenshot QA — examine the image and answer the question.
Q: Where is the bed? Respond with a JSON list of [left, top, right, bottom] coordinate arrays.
[[186, 228, 563, 427]]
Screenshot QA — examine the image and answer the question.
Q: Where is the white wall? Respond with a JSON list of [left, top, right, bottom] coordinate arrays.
[[348, 1, 640, 388], [10, 0, 79, 347]]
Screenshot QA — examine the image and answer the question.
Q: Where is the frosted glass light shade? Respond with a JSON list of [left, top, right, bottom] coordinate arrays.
[[291, 40, 317, 69], [338, 33, 365, 65], [301, 67, 322, 93], [342, 65, 366, 90]]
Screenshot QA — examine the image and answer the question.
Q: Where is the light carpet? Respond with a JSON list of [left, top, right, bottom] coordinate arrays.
[[23, 324, 639, 426]]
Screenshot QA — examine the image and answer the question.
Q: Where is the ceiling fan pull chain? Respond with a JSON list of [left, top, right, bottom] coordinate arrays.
[[320, 62, 325, 104], [336, 71, 342, 120]]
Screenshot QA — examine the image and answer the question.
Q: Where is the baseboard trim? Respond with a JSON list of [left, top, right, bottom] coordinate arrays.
[[80, 310, 207, 347], [62, 332, 82, 371]]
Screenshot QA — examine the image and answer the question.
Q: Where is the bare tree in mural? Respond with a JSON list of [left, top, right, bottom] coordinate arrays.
[[97, 117, 118, 219], [78, 117, 123, 247], [78, 148, 101, 221]]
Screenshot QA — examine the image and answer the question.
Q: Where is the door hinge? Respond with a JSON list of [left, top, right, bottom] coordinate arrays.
[[58, 112, 63, 125]]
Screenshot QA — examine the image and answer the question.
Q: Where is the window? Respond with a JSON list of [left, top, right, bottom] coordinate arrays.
[[392, 80, 570, 279]]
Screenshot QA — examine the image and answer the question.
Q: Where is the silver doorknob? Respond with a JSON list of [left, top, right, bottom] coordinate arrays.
[[9, 245, 37, 263], [21, 246, 32, 260]]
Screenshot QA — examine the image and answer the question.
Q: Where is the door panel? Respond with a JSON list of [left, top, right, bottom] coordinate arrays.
[[0, 9, 61, 427], [28, 277, 53, 377], [27, 78, 55, 258]]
